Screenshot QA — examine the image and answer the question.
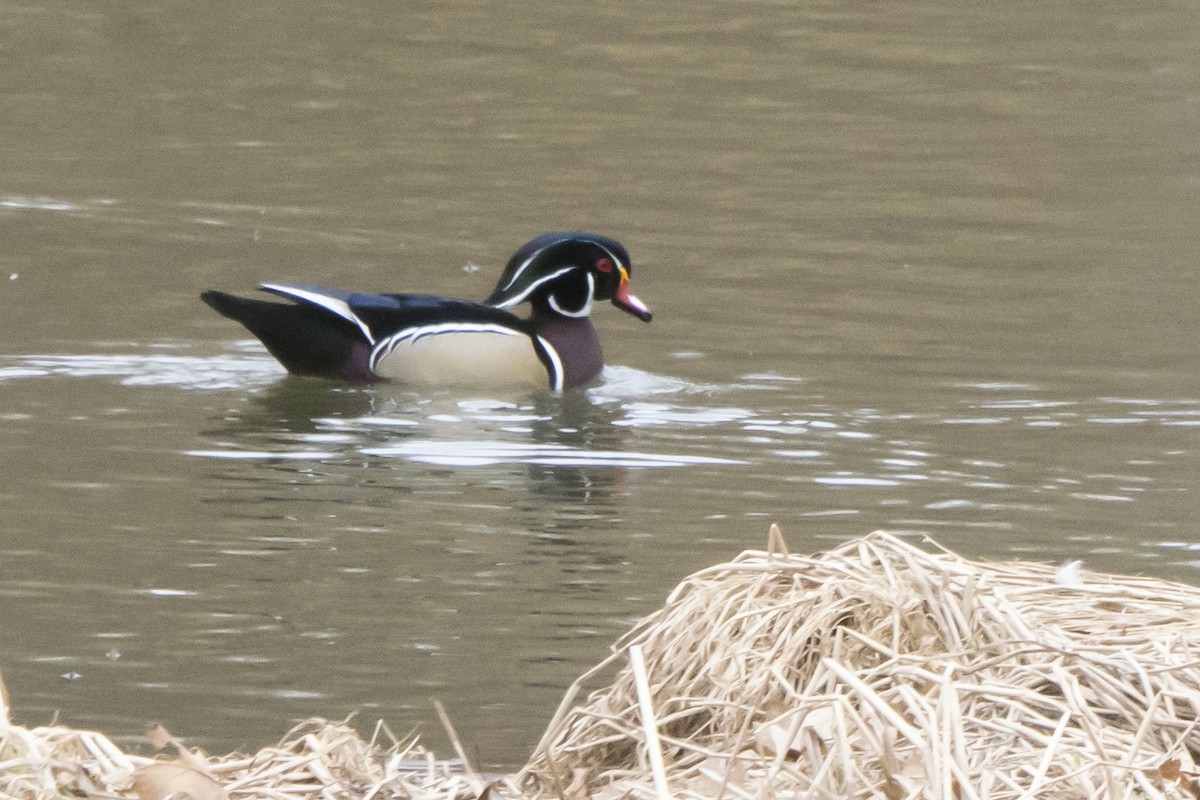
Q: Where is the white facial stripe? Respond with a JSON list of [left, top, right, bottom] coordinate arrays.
[[536, 335, 564, 391], [547, 272, 594, 318], [493, 265, 576, 308], [370, 322, 524, 372], [261, 283, 376, 345], [498, 244, 552, 292]]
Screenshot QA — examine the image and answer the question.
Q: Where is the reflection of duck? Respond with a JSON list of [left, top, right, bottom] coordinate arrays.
[[201, 232, 652, 391], [204, 375, 378, 437], [198, 375, 633, 521]]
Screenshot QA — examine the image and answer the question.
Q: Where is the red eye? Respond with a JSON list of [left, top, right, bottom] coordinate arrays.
[[595, 258, 614, 273]]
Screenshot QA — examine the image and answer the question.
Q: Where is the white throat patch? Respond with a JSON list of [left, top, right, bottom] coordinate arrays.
[[547, 272, 594, 318]]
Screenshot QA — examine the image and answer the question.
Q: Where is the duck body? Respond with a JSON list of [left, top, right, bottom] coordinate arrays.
[[201, 232, 651, 391]]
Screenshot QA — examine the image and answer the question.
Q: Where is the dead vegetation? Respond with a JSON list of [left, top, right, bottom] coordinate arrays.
[[6, 528, 1200, 799]]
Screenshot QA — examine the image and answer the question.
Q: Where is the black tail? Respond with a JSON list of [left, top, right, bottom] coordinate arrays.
[[201, 290, 374, 382]]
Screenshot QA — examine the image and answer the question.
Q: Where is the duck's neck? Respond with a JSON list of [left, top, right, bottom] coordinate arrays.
[[532, 312, 603, 389]]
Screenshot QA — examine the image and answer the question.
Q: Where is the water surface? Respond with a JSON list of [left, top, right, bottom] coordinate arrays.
[[1, 0, 1199, 767]]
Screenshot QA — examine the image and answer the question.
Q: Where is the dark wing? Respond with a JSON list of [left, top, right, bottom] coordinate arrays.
[[202, 284, 535, 384], [348, 292, 532, 337], [201, 286, 375, 381], [259, 284, 375, 342]]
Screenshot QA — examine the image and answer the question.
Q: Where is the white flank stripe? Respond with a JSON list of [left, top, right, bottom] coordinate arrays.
[[261, 284, 375, 344], [536, 335, 564, 391], [370, 322, 526, 372]]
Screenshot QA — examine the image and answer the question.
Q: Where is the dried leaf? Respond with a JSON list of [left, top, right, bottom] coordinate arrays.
[[881, 772, 905, 800], [754, 717, 797, 757], [562, 767, 591, 800], [131, 762, 227, 800], [687, 753, 751, 796], [0, 669, 10, 725], [1159, 759, 1200, 798], [880, 734, 907, 800], [767, 523, 790, 557], [145, 723, 175, 751], [144, 723, 212, 774], [800, 705, 836, 740], [590, 790, 635, 800], [755, 708, 833, 759]]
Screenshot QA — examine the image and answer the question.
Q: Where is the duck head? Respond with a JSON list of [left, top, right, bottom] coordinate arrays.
[[485, 232, 653, 322]]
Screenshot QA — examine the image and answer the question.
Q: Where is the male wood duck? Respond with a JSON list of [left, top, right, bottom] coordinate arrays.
[[200, 232, 652, 391]]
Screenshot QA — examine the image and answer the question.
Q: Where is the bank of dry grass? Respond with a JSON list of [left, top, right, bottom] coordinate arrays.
[[5, 529, 1200, 799]]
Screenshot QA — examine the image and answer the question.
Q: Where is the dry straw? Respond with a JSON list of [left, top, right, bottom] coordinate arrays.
[[519, 528, 1200, 799], [5, 528, 1200, 799]]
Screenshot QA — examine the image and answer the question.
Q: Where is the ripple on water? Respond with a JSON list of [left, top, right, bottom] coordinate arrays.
[[186, 449, 344, 460], [611, 403, 756, 427], [589, 365, 729, 399], [357, 439, 745, 468], [8, 349, 1200, 515], [0, 195, 82, 212], [813, 475, 902, 487], [2, 349, 284, 390]]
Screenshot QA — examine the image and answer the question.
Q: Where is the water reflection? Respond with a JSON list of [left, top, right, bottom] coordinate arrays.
[[3, 341, 1200, 764], [184, 366, 750, 555], [2, 0, 1198, 768], [7, 348, 1199, 565], [0, 347, 284, 390], [191, 361, 744, 463]]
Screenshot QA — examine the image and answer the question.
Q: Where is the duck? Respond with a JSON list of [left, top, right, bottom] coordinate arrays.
[[200, 231, 652, 391]]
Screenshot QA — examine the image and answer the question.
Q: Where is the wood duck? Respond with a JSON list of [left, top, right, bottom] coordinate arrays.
[[200, 232, 652, 390]]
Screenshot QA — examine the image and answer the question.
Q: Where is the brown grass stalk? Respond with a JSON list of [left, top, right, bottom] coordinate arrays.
[[8, 530, 1200, 799]]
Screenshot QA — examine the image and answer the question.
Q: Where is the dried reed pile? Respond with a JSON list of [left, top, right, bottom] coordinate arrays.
[[520, 529, 1200, 799], [0, 710, 511, 800], [5, 529, 1200, 800]]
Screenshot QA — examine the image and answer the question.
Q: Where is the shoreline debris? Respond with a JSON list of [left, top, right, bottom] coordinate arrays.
[[7, 528, 1200, 799]]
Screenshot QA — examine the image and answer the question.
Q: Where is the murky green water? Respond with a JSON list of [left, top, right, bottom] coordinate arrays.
[[1, 0, 1199, 768]]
